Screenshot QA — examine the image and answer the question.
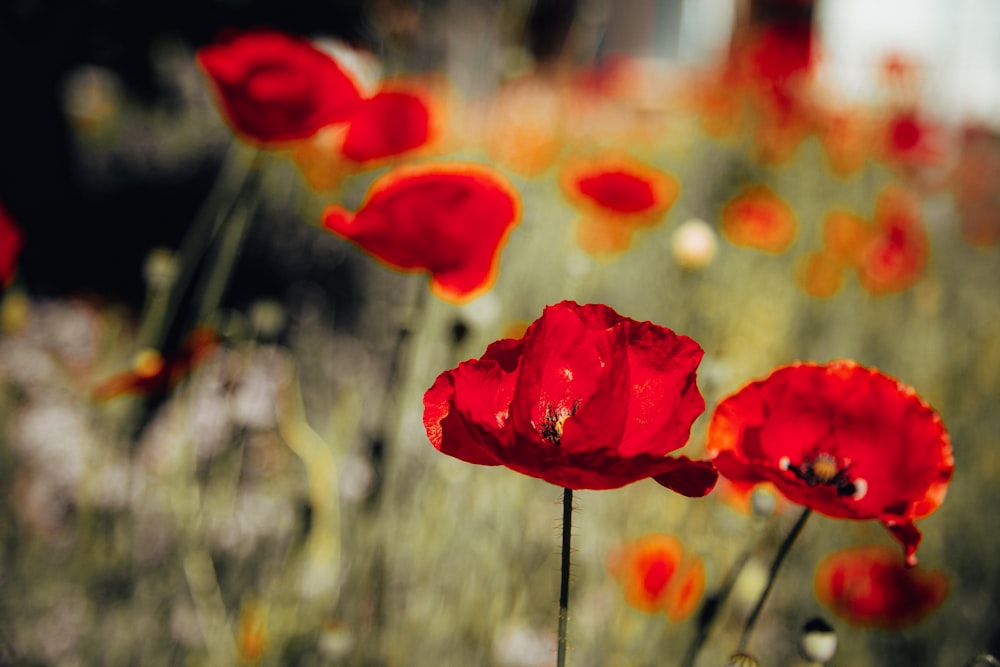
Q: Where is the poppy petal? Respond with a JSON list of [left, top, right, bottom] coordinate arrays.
[[341, 88, 433, 164], [706, 360, 953, 563], [814, 545, 948, 628], [197, 29, 362, 144], [653, 457, 719, 498], [424, 301, 715, 491], [321, 163, 521, 303]]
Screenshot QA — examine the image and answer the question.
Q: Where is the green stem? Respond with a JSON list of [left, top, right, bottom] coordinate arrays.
[[737, 507, 812, 652], [557, 488, 573, 667], [681, 548, 752, 667], [137, 141, 254, 352], [193, 151, 264, 325]]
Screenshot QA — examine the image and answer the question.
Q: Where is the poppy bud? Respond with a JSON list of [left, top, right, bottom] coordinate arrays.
[[672, 218, 718, 269], [727, 652, 760, 667], [249, 300, 285, 340], [750, 488, 777, 518], [143, 248, 179, 291], [799, 617, 837, 663]]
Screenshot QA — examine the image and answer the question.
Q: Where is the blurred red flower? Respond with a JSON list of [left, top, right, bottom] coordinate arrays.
[[0, 202, 25, 286], [879, 110, 943, 172], [340, 87, 434, 164], [607, 533, 705, 620], [950, 125, 1000, 246], [197, 29, 362, 144], [423, 301, 717, 493], [560, 154, 679, 254], [814, 545, 949, 629], [855, 186, 929, 295], [721, 185, 797, 253], [322, 163, 521, 303], [92, 327, 219, 400], [707, 361, 953, 566]]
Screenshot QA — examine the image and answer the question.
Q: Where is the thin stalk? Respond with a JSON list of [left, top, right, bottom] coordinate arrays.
[[681, 548, 753, 667], [194, 151, 264, 324], [138, 140, 254, 352], [557, 488, 573, 667], [737, 507, 812, 652]]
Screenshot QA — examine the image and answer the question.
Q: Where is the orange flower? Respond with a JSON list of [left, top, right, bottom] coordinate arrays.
[[607, 534, 704, 621], [822, 210, 870, 266], [483, 76, 565, 177], [797, 251, 844, 298], [560, 153, 679, 254], [721, 185, 797, 253], [855, 186, 929, 295], [814, 545, 948, 629], [817, 110, 878, 177]]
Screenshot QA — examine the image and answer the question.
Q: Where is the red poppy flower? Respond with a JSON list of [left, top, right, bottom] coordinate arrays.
[[197, 29, 362, 144], [92, 327, 219, 400], [814, 545, 949, 628], [340, 87, 434, 164], [743, 22, 814, 98], [423, 301, 717, 493], [607, 534, 705, 620], [855, 186, 929, 295], [880, 110, 943, 171], [707, 361, 953, 566], [0, 202, 25, 286], [721, 185, 797, 253], [322, 163, 521, 303], [560, 154, 680, 254]]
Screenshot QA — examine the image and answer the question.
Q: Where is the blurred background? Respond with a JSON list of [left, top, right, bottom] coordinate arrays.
[[0, 0, 998, 665]]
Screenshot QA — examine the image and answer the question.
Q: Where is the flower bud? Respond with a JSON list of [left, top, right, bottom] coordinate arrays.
[[249, 299, 285, 339], [143, 248, 179, 291], [727, 652, 760, 667], [799, 617, 837, 664], [750, 488, 777, 518], [672, 218, 718, 269]]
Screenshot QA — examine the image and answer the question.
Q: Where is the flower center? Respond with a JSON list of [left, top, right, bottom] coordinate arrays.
[[539, 401, 580, 445], [779, 452, 867, 500]]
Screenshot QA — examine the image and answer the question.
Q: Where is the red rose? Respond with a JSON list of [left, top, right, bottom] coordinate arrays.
[[707, 360, 954, 565], [197, 29, 362, 144], [814, 545, 949, 629], [322, 163, 521, 303], [423, 301, 717, 493]]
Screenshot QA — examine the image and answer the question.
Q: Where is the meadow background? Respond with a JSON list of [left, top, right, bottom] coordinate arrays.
[[0, 1, 998, 665]]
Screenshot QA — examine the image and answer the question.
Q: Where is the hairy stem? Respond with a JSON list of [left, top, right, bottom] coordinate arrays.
[[557, 488, 573, 667]]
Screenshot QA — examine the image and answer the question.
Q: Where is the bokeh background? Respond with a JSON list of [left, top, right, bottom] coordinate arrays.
[[1, 1, 998, 665]]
